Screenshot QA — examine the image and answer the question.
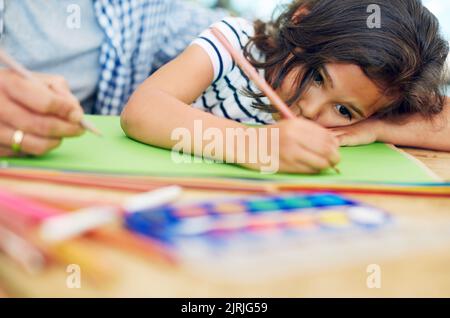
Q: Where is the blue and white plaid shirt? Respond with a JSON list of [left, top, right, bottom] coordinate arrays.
[[0, 0, 226, 115], [93, 0, 226, 115]]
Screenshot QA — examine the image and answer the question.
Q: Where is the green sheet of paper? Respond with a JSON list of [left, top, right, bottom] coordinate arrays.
[[1, 115, 436, 183]]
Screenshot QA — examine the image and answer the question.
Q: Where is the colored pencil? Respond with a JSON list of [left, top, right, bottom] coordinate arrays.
[[210, 27, 340, 174], [0, 188, 61, 224], [0, 189, 168, 279], [0, 223, 46, 275], [277, 183, 450, 197], [0, 184, 180, 266], [1, 167, 449, 197], [0, 195, 114, 283], [39, 206, 120, 243], [0, 168, 271, 193]]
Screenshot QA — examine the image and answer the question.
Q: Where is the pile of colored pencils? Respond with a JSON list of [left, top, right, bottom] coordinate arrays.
[[1, 167, 449, 198], [0, 186, 179, 284]]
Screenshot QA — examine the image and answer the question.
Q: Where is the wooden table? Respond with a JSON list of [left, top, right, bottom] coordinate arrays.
[[0, 148, 449, 297]]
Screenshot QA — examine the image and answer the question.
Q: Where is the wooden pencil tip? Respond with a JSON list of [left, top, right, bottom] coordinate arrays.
[[80, 119, 103, 137]]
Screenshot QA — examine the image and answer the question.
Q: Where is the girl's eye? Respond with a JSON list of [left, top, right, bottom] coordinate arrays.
[[313, 70, 324, 86], [335, 104, 353, 121]]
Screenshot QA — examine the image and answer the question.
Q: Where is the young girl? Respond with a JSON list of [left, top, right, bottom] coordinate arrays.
[[121, 0, 449, 174]]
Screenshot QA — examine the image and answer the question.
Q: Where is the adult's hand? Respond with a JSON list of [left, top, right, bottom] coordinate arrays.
[[0, 70, 85, 157]]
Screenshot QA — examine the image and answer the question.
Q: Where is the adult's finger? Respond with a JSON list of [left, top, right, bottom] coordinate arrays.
[[35, 73, 81, 110], [0, 71, 83, 123], [0, 122, 62, 156], [0, 94, 84, 138], [0, 145, 16, 158], [35, 73, 71, 91]]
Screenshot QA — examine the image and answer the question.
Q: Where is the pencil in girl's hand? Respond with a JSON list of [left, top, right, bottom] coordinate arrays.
[[0, 48, 102, 137], [210, 27, 340, 174], [210, 28, 295, 120]]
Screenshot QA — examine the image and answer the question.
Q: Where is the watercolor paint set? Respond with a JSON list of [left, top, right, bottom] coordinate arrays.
[[125, 193, 392, 247]]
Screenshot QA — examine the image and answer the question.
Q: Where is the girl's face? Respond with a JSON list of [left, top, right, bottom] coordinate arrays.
[[275, 63, 393, 127]]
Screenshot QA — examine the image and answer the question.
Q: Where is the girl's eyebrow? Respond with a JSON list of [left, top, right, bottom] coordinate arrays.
[[321, 66, 367, 118]]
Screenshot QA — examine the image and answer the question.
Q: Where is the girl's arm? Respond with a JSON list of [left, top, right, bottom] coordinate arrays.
[[121, 45, 244, 159], [121, 45, 340, 173], [331, 98, 450, 151]]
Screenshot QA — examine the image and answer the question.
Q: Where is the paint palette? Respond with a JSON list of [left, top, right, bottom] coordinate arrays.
[[125, 193, 392, 244]]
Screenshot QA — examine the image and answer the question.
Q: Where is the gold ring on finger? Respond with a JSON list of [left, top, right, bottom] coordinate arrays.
[[11, 130, 24, 153]]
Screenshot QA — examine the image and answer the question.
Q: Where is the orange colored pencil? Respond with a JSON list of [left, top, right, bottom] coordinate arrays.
[[211, 28, 295, 120]]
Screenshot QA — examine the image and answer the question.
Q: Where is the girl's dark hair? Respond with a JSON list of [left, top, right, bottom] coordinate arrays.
[[244, 0, 449, 118]]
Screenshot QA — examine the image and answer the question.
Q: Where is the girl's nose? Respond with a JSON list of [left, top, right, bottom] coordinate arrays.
[[298, 100, 322, 121]]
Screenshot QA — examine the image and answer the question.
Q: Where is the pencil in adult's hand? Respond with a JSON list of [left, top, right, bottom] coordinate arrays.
[[0, 48, 102, 137]]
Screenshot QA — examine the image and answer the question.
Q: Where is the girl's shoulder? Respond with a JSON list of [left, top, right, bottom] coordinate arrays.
[[220, 16, 255, 34], [213, 16, 255, 48], [191, 16, 259, 83]]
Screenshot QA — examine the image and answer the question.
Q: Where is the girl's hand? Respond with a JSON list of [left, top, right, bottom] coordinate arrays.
[[243, 118, 341, 174], [330, 119, 382, 147]]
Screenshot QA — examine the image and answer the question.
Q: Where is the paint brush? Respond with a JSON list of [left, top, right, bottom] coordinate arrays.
[[211, 27, 340, 174], [0, 48, 102, 136]]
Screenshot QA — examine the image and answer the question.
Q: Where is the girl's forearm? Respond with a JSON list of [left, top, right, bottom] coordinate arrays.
[[121, 86, 248, 162], [376, 102, 450, 151]]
